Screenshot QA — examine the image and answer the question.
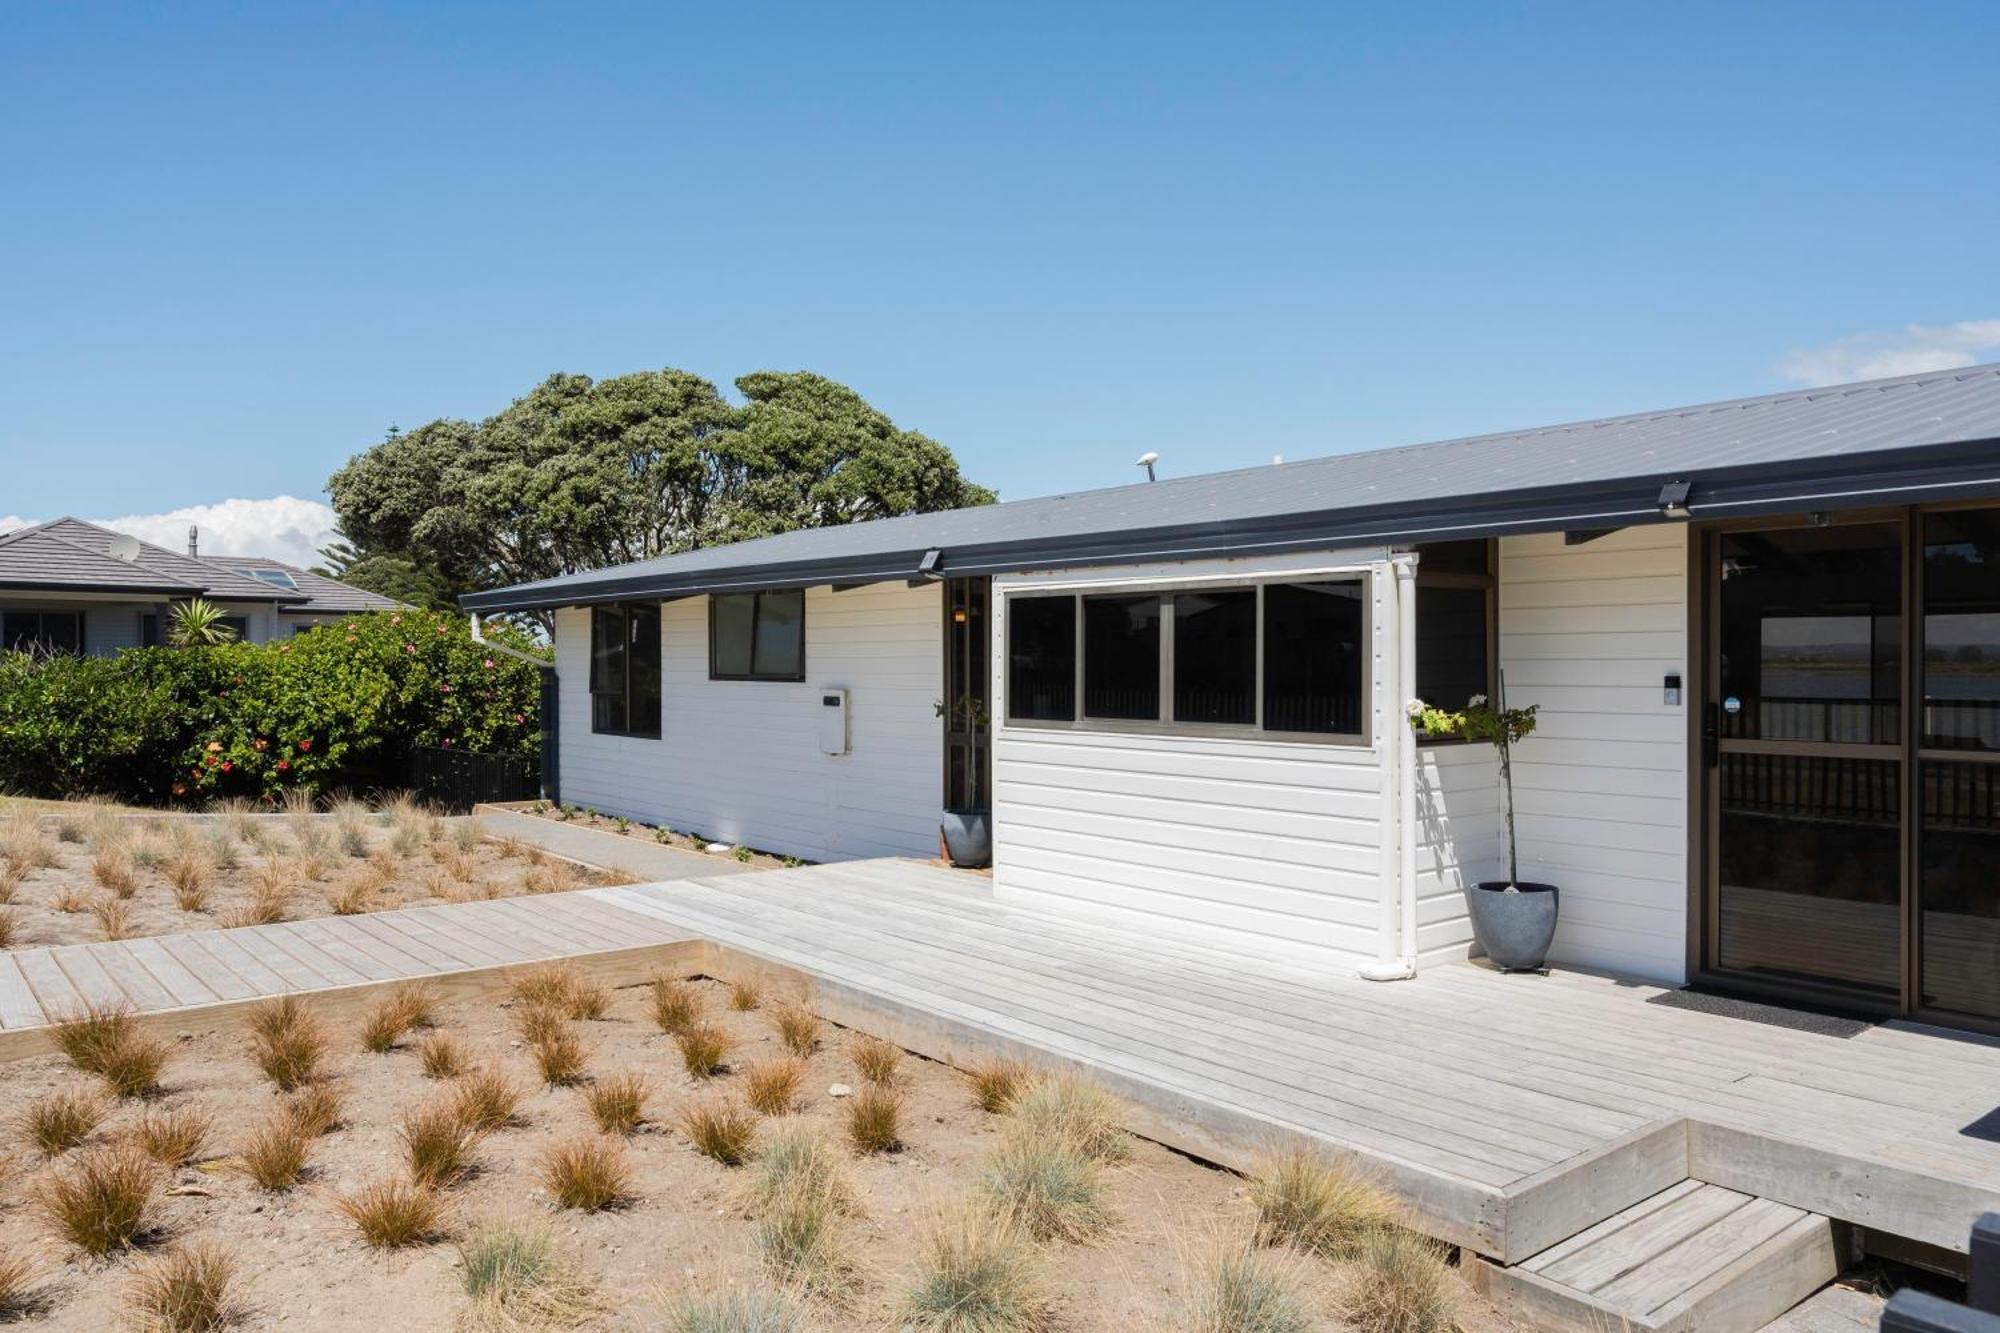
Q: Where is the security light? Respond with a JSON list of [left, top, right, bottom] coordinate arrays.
[[1657, 480, 1693, 520]]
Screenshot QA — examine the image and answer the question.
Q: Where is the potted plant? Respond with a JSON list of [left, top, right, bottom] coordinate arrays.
[[934, 693, 992, 868], [1408, 678, 1555, 971]]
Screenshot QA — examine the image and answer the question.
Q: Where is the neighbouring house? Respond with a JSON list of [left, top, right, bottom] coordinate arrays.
[[464, 363, 2000, 1035], [0, 516, 405, 652]]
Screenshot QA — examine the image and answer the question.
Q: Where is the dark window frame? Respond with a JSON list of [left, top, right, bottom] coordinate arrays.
[[708, 589, 807, 683], [589, 602, 662, 739], [1413, 539, 1497, 743], [1001, 574, 1372, 745]]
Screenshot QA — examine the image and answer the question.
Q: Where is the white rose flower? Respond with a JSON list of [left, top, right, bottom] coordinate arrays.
[[1404, 699, 1426, 718], [1467, 694, 1487, 708]]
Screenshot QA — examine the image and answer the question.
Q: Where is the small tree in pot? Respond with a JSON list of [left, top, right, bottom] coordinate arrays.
[[934, 693, 991, 867], [1407, 678, 1556, 970]]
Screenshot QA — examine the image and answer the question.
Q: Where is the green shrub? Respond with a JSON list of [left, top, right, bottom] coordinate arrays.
[[0, 611, 543, 804]]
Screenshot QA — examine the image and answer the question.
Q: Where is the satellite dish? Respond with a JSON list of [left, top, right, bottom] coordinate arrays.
[[108, 534, 141, 563]]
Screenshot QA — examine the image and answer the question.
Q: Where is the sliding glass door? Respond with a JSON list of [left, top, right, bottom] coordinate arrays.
[[1709, 522, 1905, 1001], [1701, 506, 2000, 1028]]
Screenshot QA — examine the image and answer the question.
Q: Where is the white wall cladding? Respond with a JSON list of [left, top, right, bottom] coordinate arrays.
[[1492, 527, 1690, 984], [553, 582, 942, 864], [990, 551, 1396, 972], [1413, 743, 1501, 967]]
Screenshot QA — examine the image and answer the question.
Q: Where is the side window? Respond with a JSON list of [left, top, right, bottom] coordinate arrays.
[[1414, 539, 1494, 715], [589, 603, 661, 738]]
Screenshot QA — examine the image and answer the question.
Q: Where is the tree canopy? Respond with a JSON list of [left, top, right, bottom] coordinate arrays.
[[326, 369, 994, 624]]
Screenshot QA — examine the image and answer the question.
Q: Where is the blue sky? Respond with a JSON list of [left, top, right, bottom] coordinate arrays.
[[2, 2, 1997, 558]]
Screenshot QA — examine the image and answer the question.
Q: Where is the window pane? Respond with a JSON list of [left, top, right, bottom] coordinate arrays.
[[1084, 595, 1161, 720], [1415, 586, 1488, 711], [1923, 509, 2000, 751], [711, 594, 755, 677], [1264, 581, 1364, 734], [1717, 525, 1901, 744], [752, 590, 804, 679], [1920, 758, 2000, 1021], [590, 608, 626, 696], [1008, 596, 1075, 721], [1173, 590, 1255, 724], [629, 604, 661, 736]]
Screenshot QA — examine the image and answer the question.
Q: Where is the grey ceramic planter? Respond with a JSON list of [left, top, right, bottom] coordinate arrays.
[[940, 809, 992, 868], [1470, 881, 1559, 971]]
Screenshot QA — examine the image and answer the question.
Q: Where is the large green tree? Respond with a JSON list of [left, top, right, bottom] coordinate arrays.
[[327, 369, 993, 625]]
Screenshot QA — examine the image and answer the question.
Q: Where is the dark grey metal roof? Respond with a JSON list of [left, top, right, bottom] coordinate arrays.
[[0, 526, 205, 595], [464, 363, 2000, 612]]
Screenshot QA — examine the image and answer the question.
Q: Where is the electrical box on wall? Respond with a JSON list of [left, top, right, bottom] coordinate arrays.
[[817, 688, 849, 756]]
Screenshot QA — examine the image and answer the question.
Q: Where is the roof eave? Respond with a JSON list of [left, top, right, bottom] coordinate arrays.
[[458, 435, 2000, 614]]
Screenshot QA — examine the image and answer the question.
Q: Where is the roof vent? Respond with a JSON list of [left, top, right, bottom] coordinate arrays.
[[187, 524, 199, 558], [108, 533, 141, 563]]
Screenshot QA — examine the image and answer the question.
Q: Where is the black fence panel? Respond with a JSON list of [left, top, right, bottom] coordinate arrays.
[[407, 744, 540, 812]]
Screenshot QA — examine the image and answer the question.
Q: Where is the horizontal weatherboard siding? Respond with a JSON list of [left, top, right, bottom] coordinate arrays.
[[553, 582, 942, 863]]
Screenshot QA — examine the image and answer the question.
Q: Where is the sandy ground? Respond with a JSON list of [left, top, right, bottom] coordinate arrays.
[[0, 978, 1513, 1330], [0, 812, 621, 951]]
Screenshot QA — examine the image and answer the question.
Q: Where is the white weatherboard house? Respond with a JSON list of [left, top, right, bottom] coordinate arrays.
[[465, 364, 2000, 1037]]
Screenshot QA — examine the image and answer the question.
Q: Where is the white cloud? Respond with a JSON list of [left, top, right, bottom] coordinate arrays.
[[0, 496, 342, 570], [1779, 320, 2000, 387]]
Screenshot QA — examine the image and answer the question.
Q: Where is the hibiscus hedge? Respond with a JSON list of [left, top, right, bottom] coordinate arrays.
[[0, 609, 544, 805]]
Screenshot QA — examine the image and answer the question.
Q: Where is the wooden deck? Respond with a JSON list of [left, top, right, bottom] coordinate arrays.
[[583, 860, 2000, 1263], [2, 853, 1996, 1287]]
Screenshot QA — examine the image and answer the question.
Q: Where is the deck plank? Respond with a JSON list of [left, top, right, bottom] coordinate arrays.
[[0, 956, 43, 1028], [13, 948, 83, 1018]]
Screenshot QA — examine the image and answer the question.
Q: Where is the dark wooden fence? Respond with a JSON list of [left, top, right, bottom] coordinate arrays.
[[407, 744, 540, 812]]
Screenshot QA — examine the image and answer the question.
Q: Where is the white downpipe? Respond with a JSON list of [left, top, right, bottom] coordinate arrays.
[[1359, 556, 1415, 981], [1395, 553, 1421, 973]]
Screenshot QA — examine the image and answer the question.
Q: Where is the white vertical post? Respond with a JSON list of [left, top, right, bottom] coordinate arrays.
[[1361, 557, 1414, 980], [1395, 552, 1421, 972]]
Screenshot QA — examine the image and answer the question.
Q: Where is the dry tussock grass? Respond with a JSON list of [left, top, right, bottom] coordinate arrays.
[[24, 1086, 102, 1155], [452, 1069, 523, 1133], [1007, 1073, 1129, 1163], [743, 1056, 806, 1116], [39, 1145, 160, 1255], [90, 845, 138, 897], [247, 999, 327, 1091], [91, 895, 135, 941], [335, 1177, 446, 1248], [130, 1103, 213, 1166], [727, 979, 762, 1011], [163, 852, 212, 912], [531, 1028, 589, 1087], [125, 1238, 236, 1333], [979, 1131, 1107, 1243], [650, 977, 703, 1035], [967, 1058, 1032, 1115], [538, 1135, 630, 1211], [584, 1071, 649, 1134], [1249, 1145, 1397, 1261], [681, 1099, 756, 1166], [97, 1030, 169, 1099], [50, 1002, 134, 1072], [1334, 1229, 1460, 1333], [418, 1030, 470, 1079], [674, 1022, 731, 1080], [902, 1201, 1051, 1333], [401, 1098, 481, 1188], [851, 1035, 902, 1086], [845, 1084, 903, 1155], [236, 1115, 311, 1191], [770, 1003, 821, 1057], [280, 1081, 346, 1138]]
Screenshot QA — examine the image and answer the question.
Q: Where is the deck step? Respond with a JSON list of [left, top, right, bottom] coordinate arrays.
[[1470, 1181, 1842, 1333]]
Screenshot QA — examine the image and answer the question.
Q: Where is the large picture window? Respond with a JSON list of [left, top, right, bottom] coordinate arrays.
[[1005, 577, 1367, 741], [590, 603, 661, 737], [710, 590, 805, 682], [2, 611, 82, 656]]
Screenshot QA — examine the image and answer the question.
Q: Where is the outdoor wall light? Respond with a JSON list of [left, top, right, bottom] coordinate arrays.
[[1657, 480, 1693, 519]]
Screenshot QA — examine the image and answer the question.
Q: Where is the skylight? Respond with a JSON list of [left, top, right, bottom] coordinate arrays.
[[238, 567, 298, 590]]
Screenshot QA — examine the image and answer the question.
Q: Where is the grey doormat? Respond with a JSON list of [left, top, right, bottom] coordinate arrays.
[[1645, 987, 1874, 1038]]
